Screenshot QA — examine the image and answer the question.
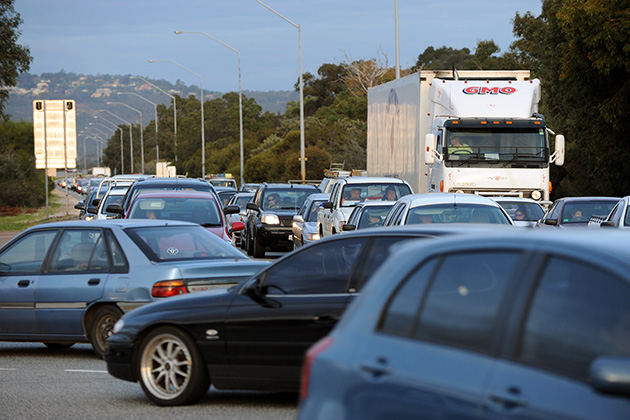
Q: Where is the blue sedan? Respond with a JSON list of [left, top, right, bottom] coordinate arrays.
[[0, 220, 268, 358], [298, 230, 630, 420]]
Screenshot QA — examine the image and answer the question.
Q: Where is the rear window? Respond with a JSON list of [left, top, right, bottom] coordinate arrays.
[[128, 196, 223, 226], [406, 204, 511, 225], [125, 226, 243, 262]]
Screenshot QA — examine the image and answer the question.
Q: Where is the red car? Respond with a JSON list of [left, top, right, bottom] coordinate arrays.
[[125, 191, 243, 244]]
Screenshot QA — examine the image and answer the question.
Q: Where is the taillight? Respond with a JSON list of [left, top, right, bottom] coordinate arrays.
[[151, 280, 188, 298], [300, 336, 333, 400]]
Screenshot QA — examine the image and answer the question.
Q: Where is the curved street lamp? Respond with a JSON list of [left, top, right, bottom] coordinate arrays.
[[118, 92, 160, 163], [256, 0, 306, 180], [94, 115, 125, 174], [130, 76, 178, 163], [149, 59, 206, 177], [101, 109, 134, 174], [174, 30, 245, 186], [107, 101, 145, 174]]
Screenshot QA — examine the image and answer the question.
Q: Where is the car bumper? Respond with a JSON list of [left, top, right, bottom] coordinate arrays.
[[256, 225, 293, 250], [104, 341, 136, 382]]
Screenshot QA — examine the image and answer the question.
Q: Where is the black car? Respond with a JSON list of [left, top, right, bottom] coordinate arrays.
[[244, 183, 320, 258], [105, 225, 501, 406], [537, 196, 620, 228]]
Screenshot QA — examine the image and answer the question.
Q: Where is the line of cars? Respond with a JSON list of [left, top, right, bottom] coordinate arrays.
[[5, 172, 630, 416]]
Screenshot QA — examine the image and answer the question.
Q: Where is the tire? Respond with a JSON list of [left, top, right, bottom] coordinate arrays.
[[89, 306, 122, 359], [137, 326, 210, 406], [246, 230, 254, 256], [252, 233, 265, 258], [44, 342, 75, 350]]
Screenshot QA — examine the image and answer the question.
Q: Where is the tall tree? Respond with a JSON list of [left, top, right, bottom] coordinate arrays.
[[0, 0, 32, 121], [510, 0, 630, 197]]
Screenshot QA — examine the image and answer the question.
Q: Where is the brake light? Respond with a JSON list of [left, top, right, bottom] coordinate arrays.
[[300, 336, 333, 400], [151, 280, 188, 298]]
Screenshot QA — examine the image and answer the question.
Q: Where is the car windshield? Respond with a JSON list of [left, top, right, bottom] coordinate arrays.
[[358, 204, 394, 228], [307, 200, 327, 222], [561, 201, 618, 224], [341, 183, 412, 207], [235, 195, 252, 211], [497, 201, 545, 221], [126, 225, 242, 262], [128, 197, 223, 226], [406, 204, 511, 225], [445, 128, 547, 168], [262, 189, 316, 211]]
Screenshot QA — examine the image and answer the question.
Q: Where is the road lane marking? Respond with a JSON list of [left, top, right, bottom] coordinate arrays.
[[64, 369, 108, 373]]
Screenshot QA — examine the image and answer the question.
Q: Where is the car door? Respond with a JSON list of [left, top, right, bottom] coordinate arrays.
[[36, 228, 111, 336], [483, 255, 630, 419], [348, 250, 522, 420], [224, 236, 368, 386], [0, 229, 58, 335]]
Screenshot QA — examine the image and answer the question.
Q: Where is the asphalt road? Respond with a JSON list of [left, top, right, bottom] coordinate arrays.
[[0, 342, 298, 420]]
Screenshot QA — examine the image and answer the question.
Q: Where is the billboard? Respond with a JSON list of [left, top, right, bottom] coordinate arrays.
[[33, 100, 77, 169]]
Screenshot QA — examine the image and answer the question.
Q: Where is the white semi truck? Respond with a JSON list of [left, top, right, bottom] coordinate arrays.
[[367, 70, 565, 202]]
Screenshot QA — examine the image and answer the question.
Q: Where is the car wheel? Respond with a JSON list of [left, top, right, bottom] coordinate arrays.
[[44, 342, 75, 349], [137, 326, 210, 406], [246, 230, 254, 256], [89, 305, 122, 359], [252, 234, 265, 258]]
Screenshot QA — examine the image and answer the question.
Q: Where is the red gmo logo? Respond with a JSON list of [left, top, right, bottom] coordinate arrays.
[[463, 86, 517, 95]]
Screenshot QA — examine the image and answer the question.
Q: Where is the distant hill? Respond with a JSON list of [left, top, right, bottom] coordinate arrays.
[[5, 71, 298, 125]]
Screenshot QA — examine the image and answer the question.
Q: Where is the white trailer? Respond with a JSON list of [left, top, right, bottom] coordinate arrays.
[[367, 70, 565, 202]]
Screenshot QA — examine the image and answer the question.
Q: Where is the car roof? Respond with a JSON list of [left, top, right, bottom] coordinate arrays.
[[338, 176, 410, 185], [354, 201, 396, 208], [401, 193, 503, 207], [133, 190, 218, 200], [491, 197, 543, 204], [262, 183, 319, 189], [395, 228, 630, 273], [305, 193, 330, 201], [132, 177, 210, 186], [22, 219, 201, 231], [555, 196, 621, 203]]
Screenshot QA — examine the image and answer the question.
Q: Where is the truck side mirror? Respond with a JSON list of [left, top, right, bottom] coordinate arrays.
[[552, 135, 565, 166], [425, 134, 436, 165]]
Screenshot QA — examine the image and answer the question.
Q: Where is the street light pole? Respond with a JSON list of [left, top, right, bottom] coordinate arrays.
[[174, 30, 245, 186], [149, 59, 206, 177], [118, 92, 159, 164], [256, 0, 306, 180], [130, 76, 178, 163], [102, 109, 134, 174], [395, 0, 400, 79], [95, 114, 124, 174], [108, 101, 144, 174]]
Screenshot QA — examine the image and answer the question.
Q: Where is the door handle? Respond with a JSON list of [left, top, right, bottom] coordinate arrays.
[[488, 390, 528, 409], [313, 314, 337, 324], [17, 280, 31, 287], [88, 278, 101, 285], [360, 358, 392, 378]]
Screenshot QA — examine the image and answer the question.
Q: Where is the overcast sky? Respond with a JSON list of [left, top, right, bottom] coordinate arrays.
[[15, 0, 542, 92]]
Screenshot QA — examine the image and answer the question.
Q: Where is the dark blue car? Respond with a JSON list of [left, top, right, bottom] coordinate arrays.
[[298, 229, 630, 420]]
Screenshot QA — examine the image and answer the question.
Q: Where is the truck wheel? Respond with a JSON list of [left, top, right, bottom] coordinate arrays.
[[252, 235, 265, 258], [137, 326, 210, 406], [89, 305, 122, 359]]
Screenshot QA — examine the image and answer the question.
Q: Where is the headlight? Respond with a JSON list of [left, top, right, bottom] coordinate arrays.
[[112, 319, 125, 334], [531, 190, 542, 200], [308, 233, 320, 241], [261, 214, 280, 225]]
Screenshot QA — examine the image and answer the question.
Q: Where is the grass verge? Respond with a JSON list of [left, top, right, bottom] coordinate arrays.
[[0, 192, 77, 231]]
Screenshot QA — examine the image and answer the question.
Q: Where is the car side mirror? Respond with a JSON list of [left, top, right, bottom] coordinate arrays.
[[293, 214, 304, 223], [91, 198, 101, 207], [323, 202, 333, 209], [342, 224, 356, 231], [87, 207, 98, 214], [231, 221, 245, 232], [544, 218, 558, 226], [74, 201, 85, 211], [590, 356, 630, 397], [246, 202, 259, 211], [106, 204, 123, 214], [224, 205, 240, 215]]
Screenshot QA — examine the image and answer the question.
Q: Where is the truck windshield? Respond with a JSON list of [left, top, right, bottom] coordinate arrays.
[[445, 128, 547, 167]]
